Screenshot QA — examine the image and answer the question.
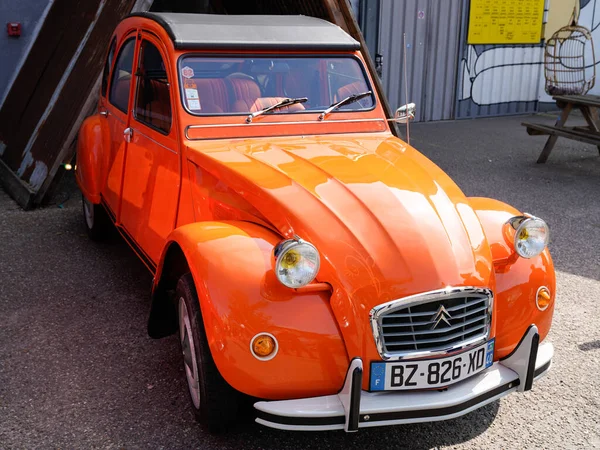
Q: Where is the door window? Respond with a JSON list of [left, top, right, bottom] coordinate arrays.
[[134, 40, 172, 133], [109, 38, 136, 114], [101, 38, 117, 98]]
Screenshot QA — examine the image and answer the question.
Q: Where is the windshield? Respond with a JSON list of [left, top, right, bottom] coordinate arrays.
[[178, 55, 375, 116]]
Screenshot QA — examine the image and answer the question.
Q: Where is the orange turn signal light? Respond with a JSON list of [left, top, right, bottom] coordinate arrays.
[[536, 287, 551, 311], [251, 334, 277, 359]]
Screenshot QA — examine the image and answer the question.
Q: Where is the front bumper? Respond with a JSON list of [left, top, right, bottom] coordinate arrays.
[[254, 325, 552, 432]]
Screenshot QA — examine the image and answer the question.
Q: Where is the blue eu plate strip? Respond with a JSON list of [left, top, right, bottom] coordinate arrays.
[[485, 339, 495, 368], [370, 362, 386, 391]]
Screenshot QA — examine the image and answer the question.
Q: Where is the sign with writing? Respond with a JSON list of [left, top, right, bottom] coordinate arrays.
[[468, 0, 545, 44]]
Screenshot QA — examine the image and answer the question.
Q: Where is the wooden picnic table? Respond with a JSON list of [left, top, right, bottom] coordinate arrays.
[[522, 94, 600, 163]]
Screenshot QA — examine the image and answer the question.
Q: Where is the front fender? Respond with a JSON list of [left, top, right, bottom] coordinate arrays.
[[470, 197, 556, 358], [75, 114, 109, 203], [153, 221, 349, 400]]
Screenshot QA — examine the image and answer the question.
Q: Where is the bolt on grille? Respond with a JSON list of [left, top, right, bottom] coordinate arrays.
[[370, 288, 493, 359]]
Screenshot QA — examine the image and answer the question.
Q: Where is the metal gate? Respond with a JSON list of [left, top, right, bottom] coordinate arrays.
[[378, 0, 463, 122]]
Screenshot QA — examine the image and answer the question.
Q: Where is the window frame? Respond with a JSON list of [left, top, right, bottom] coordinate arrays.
[[176, 53, 377, 118], [101, 37, 117, 98], [132, 38, 173, 135], [108, 36, 138, 115]]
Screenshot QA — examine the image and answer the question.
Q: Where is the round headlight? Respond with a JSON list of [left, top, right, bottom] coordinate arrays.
[[274, 239, 320, 288], [510, 216, 549, 259]]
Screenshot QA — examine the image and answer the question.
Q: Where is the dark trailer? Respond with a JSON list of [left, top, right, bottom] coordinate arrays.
[[0, 0, 392, 209]]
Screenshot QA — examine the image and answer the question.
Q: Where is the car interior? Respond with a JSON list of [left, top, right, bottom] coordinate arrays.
[[179, 57, 374, 115]]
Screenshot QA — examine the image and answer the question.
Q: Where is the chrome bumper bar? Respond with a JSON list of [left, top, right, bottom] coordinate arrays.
[[254, 325, 552, 432]]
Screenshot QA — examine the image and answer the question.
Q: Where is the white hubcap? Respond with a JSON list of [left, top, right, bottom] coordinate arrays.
[[83, 198, 94, 230], [179, 297, 201, 409]]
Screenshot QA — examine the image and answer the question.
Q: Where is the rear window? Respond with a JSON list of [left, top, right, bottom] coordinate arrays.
[[177, 55, 375, 116]]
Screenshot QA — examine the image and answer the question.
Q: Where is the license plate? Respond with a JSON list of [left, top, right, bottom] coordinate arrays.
[[370, 339, 495, 391]]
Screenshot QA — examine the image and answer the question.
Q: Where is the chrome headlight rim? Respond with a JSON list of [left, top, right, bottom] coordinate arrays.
[[273, 238, 320, 288], [505, 214, 549, 259]]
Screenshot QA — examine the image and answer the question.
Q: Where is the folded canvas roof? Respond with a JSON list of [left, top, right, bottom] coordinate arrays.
[[130, 12, 361, 51]]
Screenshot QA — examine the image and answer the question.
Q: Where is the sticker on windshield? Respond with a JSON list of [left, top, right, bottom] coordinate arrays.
[[188, 99, 201, 110], [181, 66, 194, 79], [185, 88, 199, 100]]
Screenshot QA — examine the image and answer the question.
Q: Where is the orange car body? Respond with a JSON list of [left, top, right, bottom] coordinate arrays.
[[76, 13, 555, 431]]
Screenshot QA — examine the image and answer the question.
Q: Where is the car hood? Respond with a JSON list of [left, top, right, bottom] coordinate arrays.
[[186, 133, 494, 361]]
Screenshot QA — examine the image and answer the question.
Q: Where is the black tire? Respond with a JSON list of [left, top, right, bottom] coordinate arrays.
[[82, 195, 111, 241], [176, 273, 240, 433]]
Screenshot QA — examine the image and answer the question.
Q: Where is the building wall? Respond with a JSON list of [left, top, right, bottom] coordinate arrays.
[[378, 0, 462, 122], [0, 0, 52, 107], [455, 0, 550, 119], [359, 0, 600, 120]]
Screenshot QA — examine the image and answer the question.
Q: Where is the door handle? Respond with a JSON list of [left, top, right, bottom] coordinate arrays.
[[99, 109, 108, 118], [123, 127, 133, 143]]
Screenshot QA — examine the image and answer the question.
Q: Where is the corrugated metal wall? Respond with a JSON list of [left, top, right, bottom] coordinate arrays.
[[454, 0, 548, 119], [358, 0, 380, 71], [378, 0, 462, 122]]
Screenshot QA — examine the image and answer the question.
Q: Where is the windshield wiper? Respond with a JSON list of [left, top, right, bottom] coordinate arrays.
[[318, 91, 373, 121], [246, 97, 308, 123]]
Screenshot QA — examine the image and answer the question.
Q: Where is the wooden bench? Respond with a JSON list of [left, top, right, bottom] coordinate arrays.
[[522, 95, 600, 163]]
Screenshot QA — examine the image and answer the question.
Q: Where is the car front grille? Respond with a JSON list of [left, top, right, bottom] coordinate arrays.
[[370, 287, 493, 359]]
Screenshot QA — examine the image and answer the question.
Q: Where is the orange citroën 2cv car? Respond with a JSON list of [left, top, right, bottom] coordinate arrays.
[[76, 12, 555, 433]]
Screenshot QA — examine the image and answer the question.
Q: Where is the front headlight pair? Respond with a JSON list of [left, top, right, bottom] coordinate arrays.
[[505, 215, 550, 259], [272, 215, 549, 288]]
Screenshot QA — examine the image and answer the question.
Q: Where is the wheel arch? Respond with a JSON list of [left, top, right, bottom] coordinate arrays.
[[469, 196, 556, 358], [75, 114, 110, 203], [148, 221, 349, 399], [148, 241, 191, 339]]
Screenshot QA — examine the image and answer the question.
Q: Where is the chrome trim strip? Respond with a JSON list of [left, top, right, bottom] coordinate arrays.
[[380, 334, 491, 357], [184, 118, 386, 140], [385, 323, 487, 345], [132, 127, 178, 154], [109, 111, 126, 125], [369, 287, 494, 361], [383, 316, 487, 338], [382, 304, 489, 326], [382, 297, 487, 318]]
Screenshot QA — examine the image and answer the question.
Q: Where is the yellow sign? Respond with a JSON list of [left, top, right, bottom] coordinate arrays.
[[468, 0, 545, 44]]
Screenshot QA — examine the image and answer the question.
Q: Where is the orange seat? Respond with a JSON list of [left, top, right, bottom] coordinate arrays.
[[193, 78, 229, 113], [250, 97, 306, 113], [228, 75, 262, 112], [336, 80, 369, 101], [146, 79, 172, 131]]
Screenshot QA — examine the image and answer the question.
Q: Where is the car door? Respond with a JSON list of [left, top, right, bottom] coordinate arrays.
[[119, 34, 180, 266], [103, 34, 138, 218]]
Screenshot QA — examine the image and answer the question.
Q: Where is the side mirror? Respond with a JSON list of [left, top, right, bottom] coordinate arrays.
[[393, 103, 416, 123]]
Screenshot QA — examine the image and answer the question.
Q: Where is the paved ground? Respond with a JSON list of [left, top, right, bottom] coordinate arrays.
[[1, 114, 599, 449]]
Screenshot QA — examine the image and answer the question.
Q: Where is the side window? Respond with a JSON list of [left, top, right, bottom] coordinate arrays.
[[101, 38, 116, 98], [134, 40, 172, 133], [109, 38, 136, 114]]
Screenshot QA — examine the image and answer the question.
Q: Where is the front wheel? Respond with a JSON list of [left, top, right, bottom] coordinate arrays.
[[176, 273, 240, 433], [82, 195, 111, 241]]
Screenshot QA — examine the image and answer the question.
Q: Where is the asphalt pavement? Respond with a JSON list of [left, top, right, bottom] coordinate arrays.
[[1, 114, 599, 449]]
